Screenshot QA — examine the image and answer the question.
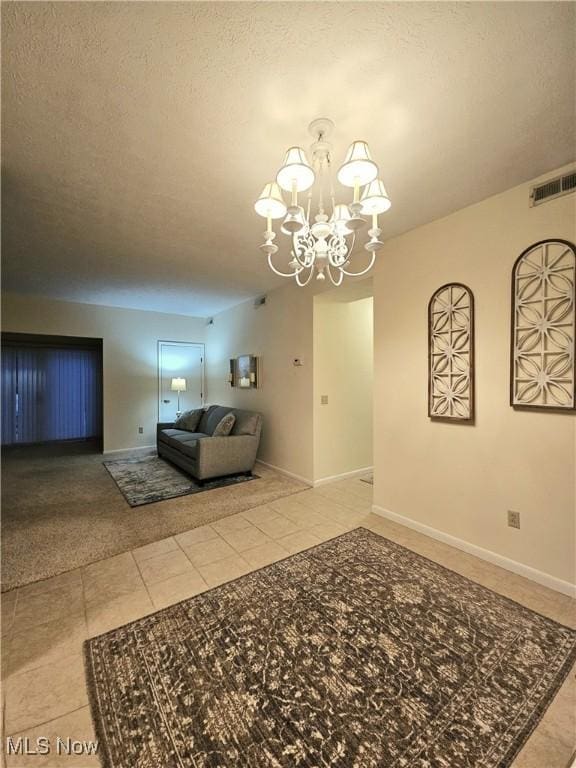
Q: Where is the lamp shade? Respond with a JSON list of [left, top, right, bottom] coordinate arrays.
[[254, 182, 287, 219], [281, 205, 306, 234], [330, 204, 353, 235], [360, 179, 391, 214], [170, 377, 187, 392], [337, 141, 378, 187], [276, 147, 315, 192]]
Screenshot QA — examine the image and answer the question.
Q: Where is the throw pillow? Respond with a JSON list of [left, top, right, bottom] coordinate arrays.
[[174, 408, 203, 432], [212, 412, 236, 437]]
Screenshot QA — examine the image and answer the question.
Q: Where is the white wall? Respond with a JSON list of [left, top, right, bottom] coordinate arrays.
[[205, 282, 314, 483], [1, 294, 206, 452], [373, 165, 576, 587], [313, 295, 373, 481]]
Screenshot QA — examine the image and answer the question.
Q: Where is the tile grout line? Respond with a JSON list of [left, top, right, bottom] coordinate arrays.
[[306, 488, 372, 513], [9, 604, 86, 641], [133, 547, 210, 599], [6, 704, 91, 739], [172, 527, 224, 557], [79, 567, 90, 639], [4, 650, 87, 685], [281, 492, 369, 518], [178, 534, 239, 572], [2, 588, 18, 650], [130, 551, 157, 612]]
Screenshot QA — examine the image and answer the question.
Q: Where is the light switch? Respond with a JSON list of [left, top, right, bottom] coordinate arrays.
[[321, 395, 329, 405]]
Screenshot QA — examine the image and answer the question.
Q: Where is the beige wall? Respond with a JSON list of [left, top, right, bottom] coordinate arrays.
[[205, 282, 314, 483], [373, 166, 576, 586], [3, 166, 574, 587], [313, 295, 373, 481], [1, 294, 206, 452]]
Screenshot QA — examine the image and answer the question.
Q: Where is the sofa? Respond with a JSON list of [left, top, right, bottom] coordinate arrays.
[[157, 405, 262, 483]]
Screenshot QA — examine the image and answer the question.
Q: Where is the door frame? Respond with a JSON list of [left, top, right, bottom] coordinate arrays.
[[157, 340, 206, 422]]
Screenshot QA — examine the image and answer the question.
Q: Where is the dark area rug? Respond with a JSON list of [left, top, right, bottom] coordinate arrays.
[[85, 528, 576, 768], [103, 454, 257, 507]]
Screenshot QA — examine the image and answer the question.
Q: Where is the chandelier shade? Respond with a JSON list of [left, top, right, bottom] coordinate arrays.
[[254, 182, 287, 219], [281, 205, 306, 234], [276, 147, 315, 192], [360, 179, 391, 215], [256, 119, 391, 287], [331, 204, 353, 235], [337, 141, 378, 187]]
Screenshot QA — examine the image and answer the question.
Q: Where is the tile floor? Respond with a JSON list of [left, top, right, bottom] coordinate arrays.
[[1, 475, 575, 767]]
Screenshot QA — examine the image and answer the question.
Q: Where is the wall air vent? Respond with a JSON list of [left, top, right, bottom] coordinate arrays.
[[530, 169, 576, 206]]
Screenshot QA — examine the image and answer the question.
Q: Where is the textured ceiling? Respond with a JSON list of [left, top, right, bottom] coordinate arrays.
[[2, 2, 574, 317]]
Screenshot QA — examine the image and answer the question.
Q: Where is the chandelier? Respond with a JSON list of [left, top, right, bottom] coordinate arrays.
[[254, 118, 391, 286]]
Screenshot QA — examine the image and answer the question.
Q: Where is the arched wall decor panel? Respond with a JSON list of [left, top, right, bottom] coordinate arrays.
[[428, 283, 474, 422], [511, 239, 576, 410]]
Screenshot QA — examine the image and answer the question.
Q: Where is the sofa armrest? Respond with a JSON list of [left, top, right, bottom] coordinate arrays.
[[196, 435, 258, 479], [157, 422, 174, 439]]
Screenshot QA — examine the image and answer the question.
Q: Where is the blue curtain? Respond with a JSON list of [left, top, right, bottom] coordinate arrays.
[[1, 346, 102, 445], [1, 347, 18, 445]]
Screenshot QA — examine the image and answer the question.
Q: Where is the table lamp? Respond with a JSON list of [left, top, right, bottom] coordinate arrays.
[[170, 377, 187, 417]]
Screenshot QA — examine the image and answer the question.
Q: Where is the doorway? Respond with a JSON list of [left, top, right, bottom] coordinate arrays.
[[1, 333, 103, 450], [158, 341, 205, 422], [312, 280, 374, 484]]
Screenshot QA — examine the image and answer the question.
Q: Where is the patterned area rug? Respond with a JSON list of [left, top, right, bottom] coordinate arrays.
[[85, 528, 576, 768], [104, 454, 257, 506]]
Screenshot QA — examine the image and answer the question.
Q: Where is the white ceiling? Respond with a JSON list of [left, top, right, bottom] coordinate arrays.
[[2, 2, 574, 317]]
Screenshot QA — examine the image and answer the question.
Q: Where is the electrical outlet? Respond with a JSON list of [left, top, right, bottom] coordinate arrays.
[[507, 510, 520, 529], [321, 395, 329, 405], [138, 426, 143, 434]]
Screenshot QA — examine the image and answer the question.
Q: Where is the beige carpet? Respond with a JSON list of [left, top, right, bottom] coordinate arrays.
[[1, 446, 308, 592]]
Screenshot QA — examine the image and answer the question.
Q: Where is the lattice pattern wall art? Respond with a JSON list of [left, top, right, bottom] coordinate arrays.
[[511, 239, 576, 410], [428, 283, 474, 421]]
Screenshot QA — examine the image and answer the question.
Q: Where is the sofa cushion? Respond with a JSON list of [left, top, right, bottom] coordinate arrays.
[[200, 405, 235, 436], [158, 429, 208, 459], [231, 410, 261, 436], [213, 412, 236, 437], [196, 406, 262, 436], [158, 429, 207, 445], [174, 408, 203, 432], [159, 429, 207, 441], [197, 405, 219, 434], [160, 439, 198, 461], [170, 438, 199, 460]]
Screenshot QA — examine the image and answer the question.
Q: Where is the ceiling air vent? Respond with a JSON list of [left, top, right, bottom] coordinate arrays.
[[561, 171, 576, 193], [530, 169, 576, 206]]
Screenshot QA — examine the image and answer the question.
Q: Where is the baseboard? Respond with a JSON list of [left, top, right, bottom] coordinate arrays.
[[314, 466, 373, 487], [255, 459, 313, 487], [372, 504, 576, 598], [103, 444, 156, 457]]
